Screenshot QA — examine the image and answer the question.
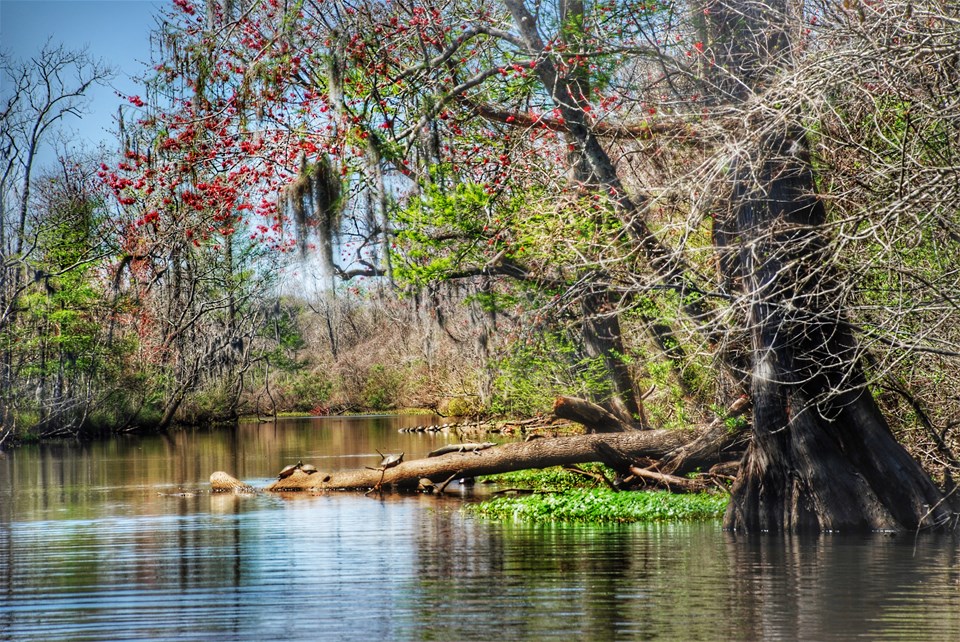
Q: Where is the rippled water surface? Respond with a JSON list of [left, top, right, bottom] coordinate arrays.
[[2, 416, 959, 641]]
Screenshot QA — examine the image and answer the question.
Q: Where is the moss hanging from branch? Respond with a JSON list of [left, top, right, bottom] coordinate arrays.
[[283, 153, 343, 275]]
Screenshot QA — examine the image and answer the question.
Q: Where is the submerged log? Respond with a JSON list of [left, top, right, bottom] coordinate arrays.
[[227, 430, 696, 493]]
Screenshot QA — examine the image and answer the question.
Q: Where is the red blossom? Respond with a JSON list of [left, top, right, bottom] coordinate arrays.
[[172, 0, 195, 15]]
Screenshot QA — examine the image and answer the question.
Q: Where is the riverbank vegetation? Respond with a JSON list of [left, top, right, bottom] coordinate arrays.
[[4, 0, 960, 532]]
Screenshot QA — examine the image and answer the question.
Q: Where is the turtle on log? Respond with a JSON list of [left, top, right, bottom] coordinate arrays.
[[375, 450, 404, 470], [365, 450, 404, 495], [278, 460, 303, 480]]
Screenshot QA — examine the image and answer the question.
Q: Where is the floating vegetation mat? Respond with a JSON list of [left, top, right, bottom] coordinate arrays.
[[466, 488, 729, 524]]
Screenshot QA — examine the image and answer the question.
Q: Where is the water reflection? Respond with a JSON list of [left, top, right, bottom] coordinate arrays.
[[724, 532, 960, 640], [1, 417, 959, 641]]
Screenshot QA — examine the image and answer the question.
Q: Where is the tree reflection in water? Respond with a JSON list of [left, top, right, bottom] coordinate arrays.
[[1, 416, 958, 640]]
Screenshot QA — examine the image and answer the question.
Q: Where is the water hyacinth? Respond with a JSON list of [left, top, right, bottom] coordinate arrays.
[[466, 489, 729, 524]]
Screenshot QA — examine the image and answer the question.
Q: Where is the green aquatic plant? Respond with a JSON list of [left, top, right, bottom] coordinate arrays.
[[466, 489, 728, 524]]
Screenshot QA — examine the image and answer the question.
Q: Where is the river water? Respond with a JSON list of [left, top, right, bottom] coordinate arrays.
[[1, 415, 959, 641]]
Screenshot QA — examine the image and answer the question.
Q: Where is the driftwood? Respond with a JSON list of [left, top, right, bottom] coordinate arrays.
[[211, 430, 695, 493]]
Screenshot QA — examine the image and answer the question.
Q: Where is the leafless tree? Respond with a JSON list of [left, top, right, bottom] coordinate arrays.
[[0, 43, 111, 442]]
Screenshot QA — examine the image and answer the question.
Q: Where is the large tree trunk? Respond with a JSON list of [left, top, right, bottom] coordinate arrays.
[[580, 287, 645, 427], [698, 0, 951, 531], [550, 0, 644, 427], [720, 126, 950, 531]]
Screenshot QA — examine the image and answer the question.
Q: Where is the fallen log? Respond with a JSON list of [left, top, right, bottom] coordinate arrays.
[[213, 429, 698, 493], [553, 396, 631, 433]]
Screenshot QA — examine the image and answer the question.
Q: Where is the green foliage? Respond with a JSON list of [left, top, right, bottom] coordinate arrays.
[[509, 192, 624, 269], [464, 289, 520, 314], [642, 356, 695, 430], [181, 382, 238, 423], [862, 97, 951, 167], [480, 464, 616, 492], [361, 363, 405, 411], [466, 489, 729, 524], [390, 178, 643, 424], [0, 189, 141, 438], [392, 181, 494, 287], [440, 396, 481, 417], [489, 330, 615, 417], [262, 304, 307, 371], [393, 181, 612, 290], [724, 414, 748, 432], [286, 372, 335, 412], [619, 293, 719, 430]]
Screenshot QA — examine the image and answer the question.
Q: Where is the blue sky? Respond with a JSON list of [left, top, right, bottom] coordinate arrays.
[[1, 0, 161, 167]]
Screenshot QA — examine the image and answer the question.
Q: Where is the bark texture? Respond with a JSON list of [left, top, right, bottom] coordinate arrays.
[[720, 127, 950, 531]]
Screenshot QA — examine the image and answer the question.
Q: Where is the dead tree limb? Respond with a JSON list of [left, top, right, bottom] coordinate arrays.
[[626, 466, 709, 493], [659, 395, 750, 475], [553, 396, 630, 433]]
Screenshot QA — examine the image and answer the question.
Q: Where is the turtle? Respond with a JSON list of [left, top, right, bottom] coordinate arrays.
[[300, 463, 318, 475], [277, 460, 303, 480], [364, 450, 404, 496], [376, 449, 404, 470]]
